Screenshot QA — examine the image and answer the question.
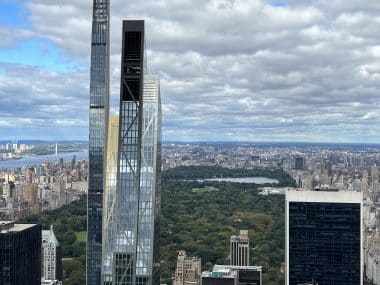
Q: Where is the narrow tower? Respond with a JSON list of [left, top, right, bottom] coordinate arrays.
[[101, 20, 161, 285], [87, 0, 110, 284]]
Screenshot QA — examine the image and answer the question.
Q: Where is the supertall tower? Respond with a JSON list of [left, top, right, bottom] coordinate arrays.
[[88, 0, 110, 284], [101, 20, 161, 285]]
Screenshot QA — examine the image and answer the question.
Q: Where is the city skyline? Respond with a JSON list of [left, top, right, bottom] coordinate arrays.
[[0, 1, 380, 143], [1, 138, 380, 283]]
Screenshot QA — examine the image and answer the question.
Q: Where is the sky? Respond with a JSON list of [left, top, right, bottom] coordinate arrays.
[[0, 0, 379, 143]]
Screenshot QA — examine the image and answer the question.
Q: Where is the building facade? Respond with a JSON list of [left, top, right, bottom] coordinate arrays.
[[87, 0, 110, 284], [42, 225, 63, 282], [286, 189, 363, 285], [230, 230, 250, 266], [365, 231, 380, 285], [173, 250, 202, 285], [0, 222, 41, 285], [101, 20, 161, 285], [294, 157, 305, 170]]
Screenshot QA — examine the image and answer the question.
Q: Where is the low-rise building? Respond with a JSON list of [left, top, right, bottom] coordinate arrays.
[[201, 265, 262, 285]]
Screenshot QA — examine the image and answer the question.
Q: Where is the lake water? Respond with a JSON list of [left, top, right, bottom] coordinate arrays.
[[0, 150, 88, 169], [199, 177, 279, 184]]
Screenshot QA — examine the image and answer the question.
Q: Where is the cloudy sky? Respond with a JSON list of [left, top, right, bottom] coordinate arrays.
[[0, 0, 379, 143]]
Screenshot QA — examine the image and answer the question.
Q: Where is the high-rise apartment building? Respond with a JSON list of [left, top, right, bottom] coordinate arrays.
[[42, 225, 63, 282], [173, 251, 202, 285], [230, 230, 250, 266], [87, 0, 110, 284], [0, 222, 41, 285], [294, 157, 305, 170], [286, 189, 363, 285], [101, 20, 161, 285]]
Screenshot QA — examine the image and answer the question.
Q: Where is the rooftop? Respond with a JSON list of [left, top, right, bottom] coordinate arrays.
[[0, 222, 38, 233], [201, 265, 262, 279], [286, 188, 363, 204]]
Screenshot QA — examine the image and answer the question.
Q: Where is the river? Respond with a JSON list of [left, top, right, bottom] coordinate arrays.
[[0, 150, 88, 169]]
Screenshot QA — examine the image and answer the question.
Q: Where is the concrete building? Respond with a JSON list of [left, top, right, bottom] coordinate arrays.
[[24, 182, 39, 214], [230, 230, 250, 266], [173, 251, 202, 285], [53, 177, 66, 207], [365, 231, 380, 285], [42, 225, 62, 283]]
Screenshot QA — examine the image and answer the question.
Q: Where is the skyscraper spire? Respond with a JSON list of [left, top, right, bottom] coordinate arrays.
[[87, 0, 110, 284]]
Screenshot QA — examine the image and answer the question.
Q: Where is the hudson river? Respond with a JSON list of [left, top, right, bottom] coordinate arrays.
[[0, 151, 88, 168]]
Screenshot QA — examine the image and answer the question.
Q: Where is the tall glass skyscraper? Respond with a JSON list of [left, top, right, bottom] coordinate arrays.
[[88, 1, 110, 284], [101, 20, 161, 285]]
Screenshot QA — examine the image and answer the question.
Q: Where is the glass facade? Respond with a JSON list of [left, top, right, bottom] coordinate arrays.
[[101, 20, 161, 285], [88, 0, 110, 285], [288, 201, 361, 285], [0, 223, 41, 285]]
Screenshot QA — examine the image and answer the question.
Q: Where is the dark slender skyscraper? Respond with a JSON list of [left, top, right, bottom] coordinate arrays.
[[88, 1, 110, 284], [101, 20, 161, 285]]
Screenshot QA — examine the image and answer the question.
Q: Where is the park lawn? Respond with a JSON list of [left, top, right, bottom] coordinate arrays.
[[75, 231, 87, 243], [192, 186, 219, 193]]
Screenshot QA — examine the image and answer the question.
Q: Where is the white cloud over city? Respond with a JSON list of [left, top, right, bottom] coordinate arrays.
[[0, 0, 379, 142]]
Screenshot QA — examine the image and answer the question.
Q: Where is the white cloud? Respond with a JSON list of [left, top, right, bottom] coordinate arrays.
[[0, 0, 379, 142]]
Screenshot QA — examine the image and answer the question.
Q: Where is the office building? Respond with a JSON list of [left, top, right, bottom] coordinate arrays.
[[42, 225, 62, 282], [230, 230, 250, 266], [87, 0, 110, 284], [286, 189, 363, 285], [201, 265, 262, 285], [365, 231, 380, 285], [294, 157, 305, 170], [173, 250, 202, 285], [371, 165, 379, 182], [202, 267, 236, 285], [0, 222, 41, 285], [101, 20, 161, 285], [24, 181, 39, 214]]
